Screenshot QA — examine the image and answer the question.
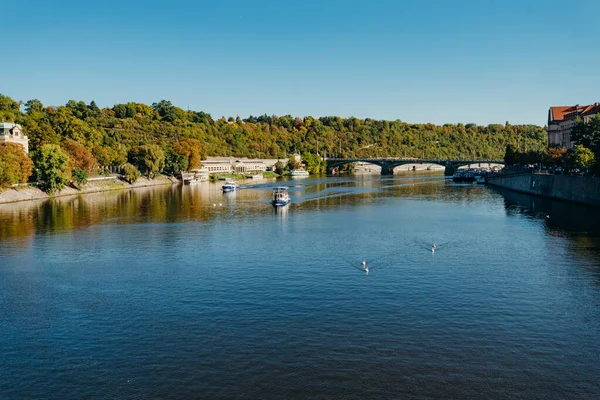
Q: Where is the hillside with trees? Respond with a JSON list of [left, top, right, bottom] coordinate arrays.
[[0, 93, 548, 192]]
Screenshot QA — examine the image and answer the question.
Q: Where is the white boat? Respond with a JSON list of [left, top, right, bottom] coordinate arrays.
[[272, 186, 290, 207], [222, 179, 239, 192], [290, 168, 309, 177], [250, 173, 263, 179], [181, 169, 209, 184]]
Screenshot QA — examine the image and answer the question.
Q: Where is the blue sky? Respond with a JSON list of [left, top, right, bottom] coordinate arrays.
[[3, 0, 600, 126]]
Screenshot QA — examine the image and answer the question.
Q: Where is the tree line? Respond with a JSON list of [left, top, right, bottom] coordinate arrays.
[[0, 93, 548, 192], [504, 115, 600, 173]]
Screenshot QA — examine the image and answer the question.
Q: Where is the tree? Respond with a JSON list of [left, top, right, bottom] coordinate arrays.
[[546, 146, 567, 167], [61, 138, 98, 173], [121, 163, 141, 184], [25, 99, 44, 114], [164, 149, 188, 176], [274, 161, 285, 175], [572, 115, 600, 160], [129, 144, 165, 179], [32, 144, 70, 193], [172, 139, 202, 170], [504, 144, 518, 165], [570, 145, 595, 171], [72, 168, 88, 188], [0, 143, 33, 188]]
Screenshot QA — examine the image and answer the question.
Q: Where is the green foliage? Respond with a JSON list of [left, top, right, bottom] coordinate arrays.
[[0, 143, 33, 187], [273, 161, 285, 175], [164, 149, 188, 176], [121, 163, 141, 184], [129, 144, 165, 179], [72, 168, 88, 188], [572, 115, 600, 164], [570, 145, 595, 170], [302, 152, 326, 174], [0, 93, 551, 180], [504, 144, 518, 165], [32, 144, 70, 193]]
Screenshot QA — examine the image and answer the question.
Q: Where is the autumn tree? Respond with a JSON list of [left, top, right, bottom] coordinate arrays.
[[0, 143, 33, 188], [61, 138, 98, 174], [546, 146, 567, 167], [172, 139, 202, 171]]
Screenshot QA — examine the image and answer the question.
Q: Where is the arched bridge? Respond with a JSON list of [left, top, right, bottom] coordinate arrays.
[[326, 158, 504, 175]]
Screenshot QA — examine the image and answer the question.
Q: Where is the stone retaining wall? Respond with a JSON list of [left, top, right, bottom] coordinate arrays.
[[487, 173, 600, 206]]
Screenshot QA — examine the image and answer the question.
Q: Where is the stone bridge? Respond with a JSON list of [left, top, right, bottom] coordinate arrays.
[[325, 158, 504, 175]]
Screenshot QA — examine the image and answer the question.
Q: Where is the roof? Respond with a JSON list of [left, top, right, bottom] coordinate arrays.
[[549, 104, 598, 123], [0, 122, 21, 129]]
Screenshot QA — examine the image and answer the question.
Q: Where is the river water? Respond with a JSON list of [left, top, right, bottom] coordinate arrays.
[[1, 175, 599, 399]]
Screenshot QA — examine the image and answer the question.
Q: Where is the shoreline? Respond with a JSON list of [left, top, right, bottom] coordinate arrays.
[[0, 175, 180, 205]]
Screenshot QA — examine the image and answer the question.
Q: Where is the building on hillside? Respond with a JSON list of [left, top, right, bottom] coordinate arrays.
[[0, 122, 29, 153], [547, 104, 598, 149]]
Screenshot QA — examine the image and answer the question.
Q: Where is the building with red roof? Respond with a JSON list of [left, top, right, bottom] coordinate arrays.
[[547, 104, 599, 149]]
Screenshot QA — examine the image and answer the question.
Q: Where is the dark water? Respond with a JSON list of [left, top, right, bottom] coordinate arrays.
[[1, 175, 600, 399]]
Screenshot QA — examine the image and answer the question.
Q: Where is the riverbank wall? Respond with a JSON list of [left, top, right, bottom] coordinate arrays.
[[0, 175, 179, 205], [487, 173, 600, 206]]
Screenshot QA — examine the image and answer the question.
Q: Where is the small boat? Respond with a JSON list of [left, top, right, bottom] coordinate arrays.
[[290, 168, 310, 177], [272, 186, 290, 207], [222, 179, 239, 192]]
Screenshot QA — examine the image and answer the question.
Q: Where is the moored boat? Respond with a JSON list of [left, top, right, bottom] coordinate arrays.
[[290, 168, 310, 177], [452, 170, 475, 183], [272, 186, 290, 207]]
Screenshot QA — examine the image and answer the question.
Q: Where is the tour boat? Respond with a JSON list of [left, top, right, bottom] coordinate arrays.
[[290, 168, 310, 178], [272, 186, 291, 207], [222, 179, 239, 192]]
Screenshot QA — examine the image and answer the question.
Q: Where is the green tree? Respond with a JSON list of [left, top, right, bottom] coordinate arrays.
[[121, 163, 141, 184], [572, 115, 600, 160], [25, 99, 44, 114], [504, 144, 518, 165], [32, 144, 70, 193], [570, 145, 595, 171], [129, 144, 165, 179], [164, 149, 188, 176], [72, 168, 88, 188], [0, 143, 33, 188]]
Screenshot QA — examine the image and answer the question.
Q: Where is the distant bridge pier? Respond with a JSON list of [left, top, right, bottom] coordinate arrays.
[[444, 165, 455, 176], [380, 165, 393, 176]]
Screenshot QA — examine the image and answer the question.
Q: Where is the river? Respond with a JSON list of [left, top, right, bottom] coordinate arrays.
[[1, 174, 599, 399]]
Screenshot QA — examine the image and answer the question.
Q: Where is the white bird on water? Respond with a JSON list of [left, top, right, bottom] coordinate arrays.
[[361, 260, 369, 275], [432, 243, 437, 253]]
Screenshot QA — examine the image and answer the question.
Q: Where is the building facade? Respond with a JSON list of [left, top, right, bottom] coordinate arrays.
[[0, 122, 29, 153], [202, 157, 288, 174], [547, 104, 598, 149]]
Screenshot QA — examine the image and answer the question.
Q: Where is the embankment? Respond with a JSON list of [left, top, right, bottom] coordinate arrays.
[[487, 173, 600, 206], [0, 175, 179, 205]]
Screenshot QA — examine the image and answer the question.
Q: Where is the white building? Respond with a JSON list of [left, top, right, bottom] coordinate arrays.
[[0, 122, 29, 153], [202, 157, 288, 174]]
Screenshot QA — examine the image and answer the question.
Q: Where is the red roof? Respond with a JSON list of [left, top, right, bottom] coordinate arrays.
[[549, 104, 597, 122]]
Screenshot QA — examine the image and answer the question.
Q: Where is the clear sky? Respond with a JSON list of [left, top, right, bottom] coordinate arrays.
[[3, 0, 600, 126]]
